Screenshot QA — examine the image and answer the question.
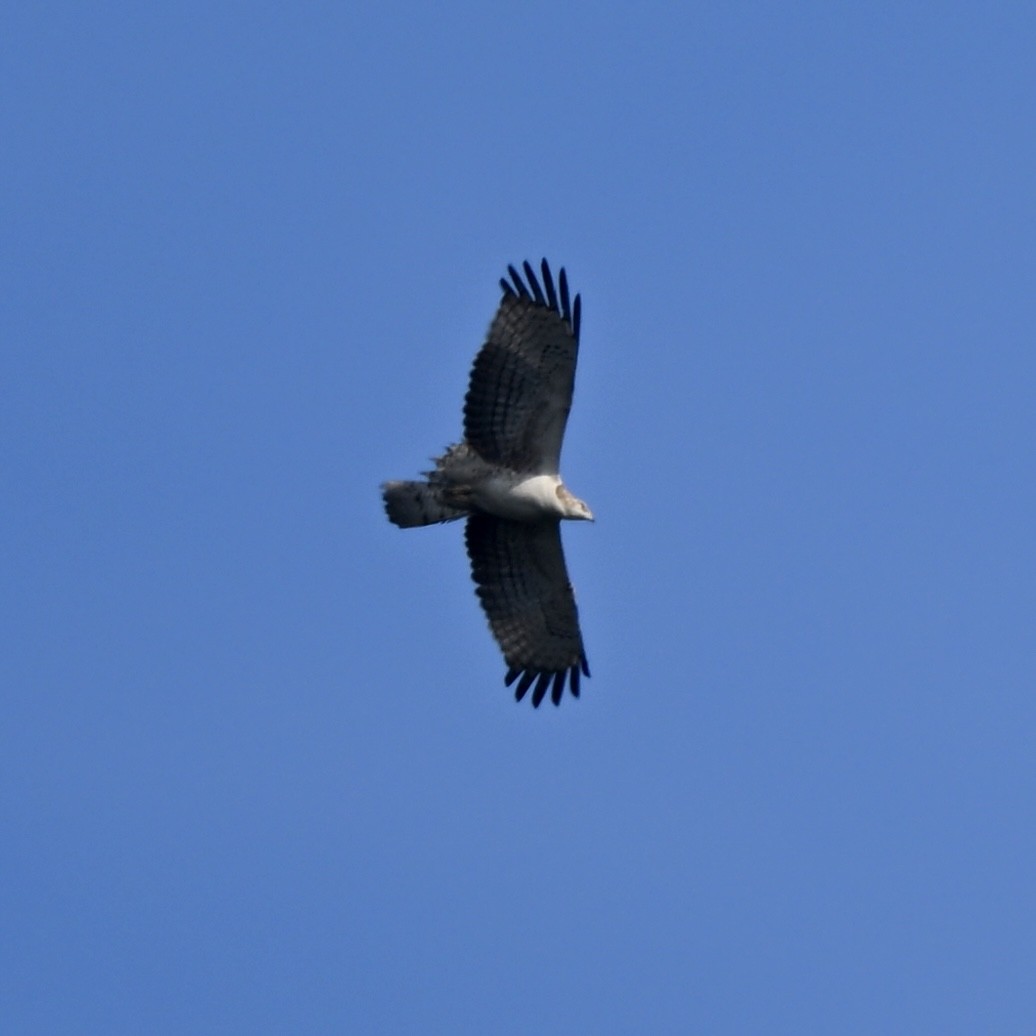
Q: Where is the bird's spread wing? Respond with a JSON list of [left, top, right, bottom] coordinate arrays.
[[463, 259, 581, 473], [465, 514, 589, 707]]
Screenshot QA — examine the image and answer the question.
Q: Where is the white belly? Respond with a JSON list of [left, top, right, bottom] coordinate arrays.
[[473, 473, 561, 521]]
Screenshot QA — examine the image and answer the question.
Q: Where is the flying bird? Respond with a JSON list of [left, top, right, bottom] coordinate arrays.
[[382, 259, 592, 707]]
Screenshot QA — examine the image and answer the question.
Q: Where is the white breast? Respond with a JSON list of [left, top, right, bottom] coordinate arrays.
[[473, 473, 562, 521]]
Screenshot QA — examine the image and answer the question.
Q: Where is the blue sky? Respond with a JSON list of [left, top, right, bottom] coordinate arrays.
[[4, 3, 1035, 1032]]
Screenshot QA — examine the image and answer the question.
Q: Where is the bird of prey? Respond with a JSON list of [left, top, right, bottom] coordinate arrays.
[[382, 259, 592, 707]]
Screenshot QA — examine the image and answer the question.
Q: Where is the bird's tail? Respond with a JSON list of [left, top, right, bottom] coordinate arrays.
[[381, 480, 468, 528]]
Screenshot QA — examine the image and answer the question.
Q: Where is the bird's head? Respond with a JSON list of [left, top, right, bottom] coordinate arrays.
[[557, 485, 594, 522]]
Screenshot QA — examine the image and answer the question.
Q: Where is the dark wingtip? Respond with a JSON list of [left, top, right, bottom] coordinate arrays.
[[501, 260, 577, 338], [508, 264, 530, 298], [514, 669, 536, 702], [506, 664, 589, 707], [551, 670, 566, 705], [523, 260, 546, 306], [558, 267, 572, 325], [540, 258, 558, 313], [531, 671, 552, 708]]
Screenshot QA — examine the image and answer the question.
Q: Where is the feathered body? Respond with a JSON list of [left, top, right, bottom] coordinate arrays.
[[382, 260, 592, 707]]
